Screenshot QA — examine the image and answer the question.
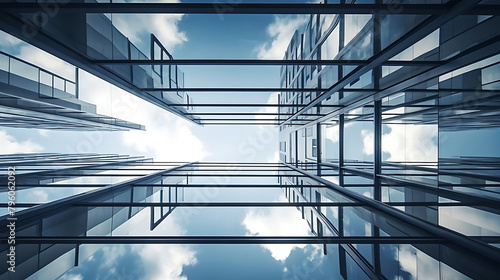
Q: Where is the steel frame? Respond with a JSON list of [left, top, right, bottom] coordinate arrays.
[[0, 3, 497, 15], [1, 156, 500, 279]]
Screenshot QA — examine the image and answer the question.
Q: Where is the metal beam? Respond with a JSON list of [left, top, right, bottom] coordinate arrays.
[[7, 236, 447, 245], [307, 34, 500, 129], [10, 184, 316, 188], [0, 162, 195, 226], [279, 0, 481, 127], [144, 88, 334, 92], [4, 201, 497, 208], [0, 3, 496, 15], [169, 104, 341, 107], [284, 162, 500, 264], [93, 59, 441, 66]]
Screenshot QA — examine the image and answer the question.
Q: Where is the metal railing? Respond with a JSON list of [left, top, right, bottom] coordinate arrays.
[[0, 50, 76, 98]]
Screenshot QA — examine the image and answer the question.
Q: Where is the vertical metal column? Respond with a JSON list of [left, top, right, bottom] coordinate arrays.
[[295, 130, 299, 167], [316, 123, 322, 176], [372, 4, 383, 275], [338, 114, 344, 186], [338, 6, 345, 187], [373, 72, 382, 198], [75, 68, 79, 99]]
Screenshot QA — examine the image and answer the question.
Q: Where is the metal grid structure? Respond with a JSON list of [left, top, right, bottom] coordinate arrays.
[[0, 1, 499, 279], [0, 154, 499, 279], [0, 1, 498, 126], [0, 51, 144, 131]]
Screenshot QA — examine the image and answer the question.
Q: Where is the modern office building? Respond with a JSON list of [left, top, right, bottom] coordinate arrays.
[[0, 51, 144, 130], [278, 1, 500, 279], [0, 1, 196, 124], [0, 153, 189, 279], [0, 1, 499, 280], [1, 151, 499, 279]]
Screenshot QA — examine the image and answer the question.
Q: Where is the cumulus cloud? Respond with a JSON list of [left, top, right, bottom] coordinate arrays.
[[361, 124, 438, 162], [0, 130, 43, 154], [78, 206, 197, 280], [255, 91, 280, 128], [243, 195, 311, 261], [76, 69, 209, 162], [17, 44, 75, 81], [325, 124, 339, 144], [134, 244, 196, 280], [0, 31, 23, 48], [255, 92, 279, 121], [361, 129, 374, 156], [59, 274, 83, 280], [112, 0, 187, 50], [268, 151, 280, 163], [122, 112, 209, 162], [0, 30, 74, 80], [128, 207, 197, 280], [257, 16, 308, 59]]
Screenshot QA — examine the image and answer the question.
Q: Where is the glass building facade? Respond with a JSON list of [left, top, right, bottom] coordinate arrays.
[[0, 50, 143, 130], [0, 153, 189, 279], [0, 0, 196, 123], [0, 1, 499, 279], [278, 1, 500, 279]]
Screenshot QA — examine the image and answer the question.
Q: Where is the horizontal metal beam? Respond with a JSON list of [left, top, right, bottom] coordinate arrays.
[[144, 88, 333, 92], [285, 162, 500, 264], [169, 104, 341, 107], [195, 119, 284, 121], [26, 173, 305, 177], [156, 88, 499, 94], [174, 168, 294, 172], [93, 59, 441, 66], [305, 34, 500, 130], [162, 174, 306, 177], [6, 236, 448, 245], [0, 162, 195, 226], [200, 123, 278, 125], [9, 184, 307, 188], [280, 0, 480, 127], [185, 113, 325, 116], [3, 201, 497, 208], [1, 3, 496, 15]]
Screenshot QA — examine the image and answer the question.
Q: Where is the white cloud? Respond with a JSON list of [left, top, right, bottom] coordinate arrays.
[[58, 274, 83, 280], [92, 206, 197, 280], [17, 45, 75, 81], [257, 16, 308, 59], [383, 124, 438, 162], [39, 130, 50, 137], [97, 245, 128, 276], [0, 31, 74, 80], [325, 124, 339, 144], [361, 124, 438, 162], [31, 189, 49, 202], [112, 0, 187, 50], [76, 70, 209, 162], [127, 207, 197, 280], [268, 151, 279, 163], [361, 129, 374, 156], [243, 196, 311, 261], [255, 92, 279, 128], [134, 244, 196, 280], [0, 31, 23, 48], [122, 112, 209, 162], [0, 130, 43, 154], [398, 245, 417, 279]]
